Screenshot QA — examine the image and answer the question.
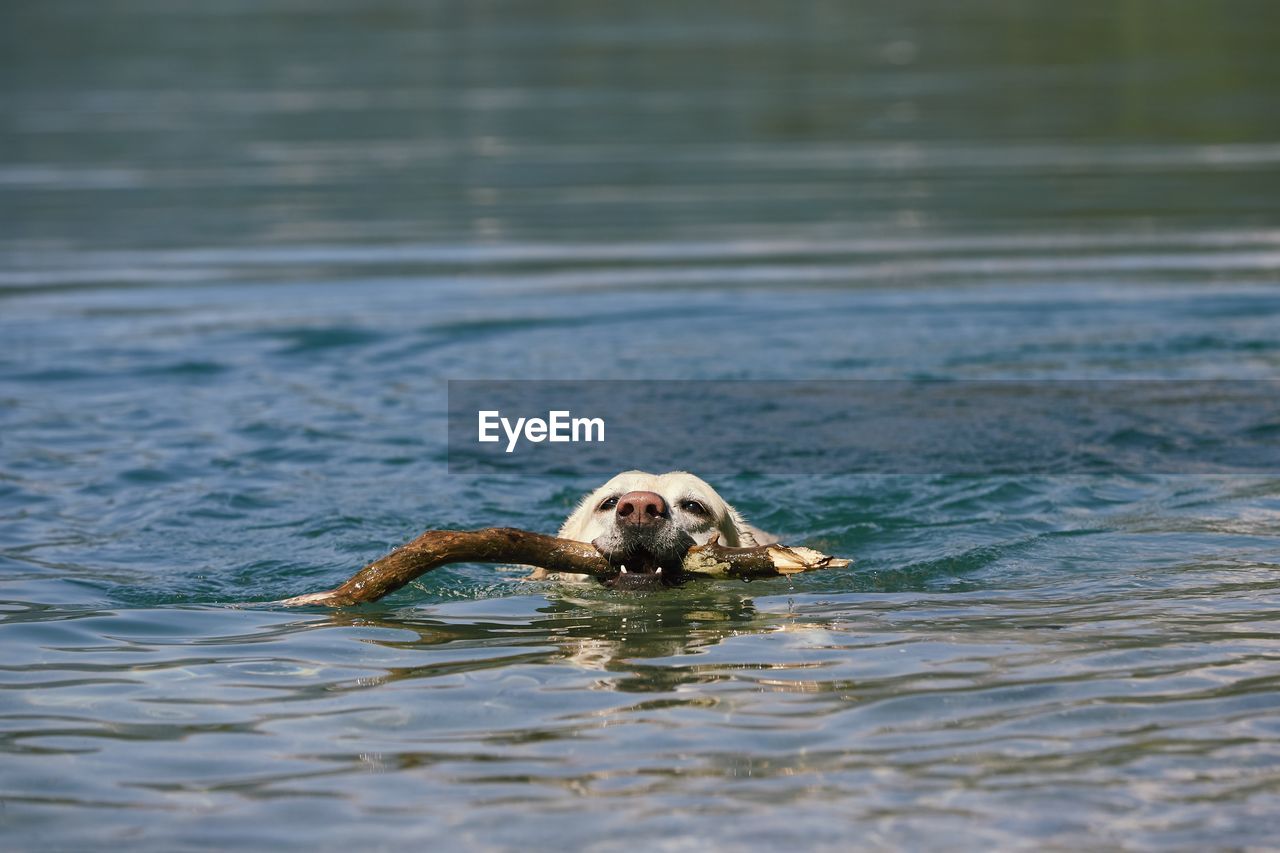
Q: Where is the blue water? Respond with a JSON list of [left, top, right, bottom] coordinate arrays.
[[3, 1, 1280, 849]]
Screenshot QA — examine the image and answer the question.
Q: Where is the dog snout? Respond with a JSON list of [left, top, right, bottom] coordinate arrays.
[[615, 490, 667, 525]]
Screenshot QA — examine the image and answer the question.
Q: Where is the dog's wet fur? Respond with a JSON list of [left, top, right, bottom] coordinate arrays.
[[546, 471, 775, 590]]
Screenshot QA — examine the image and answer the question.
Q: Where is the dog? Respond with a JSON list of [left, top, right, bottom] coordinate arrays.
[[532, 470, 776, 589]]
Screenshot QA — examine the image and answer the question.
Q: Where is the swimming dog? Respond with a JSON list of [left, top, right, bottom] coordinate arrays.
[[537, 470, 776, 588]]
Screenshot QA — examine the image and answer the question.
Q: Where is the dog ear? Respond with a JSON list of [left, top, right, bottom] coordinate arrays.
[[717, 501, 757, 547], [558, 487, 603, 541]]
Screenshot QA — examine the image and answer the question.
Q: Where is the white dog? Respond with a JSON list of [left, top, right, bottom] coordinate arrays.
[[534, 470, 775, 588]]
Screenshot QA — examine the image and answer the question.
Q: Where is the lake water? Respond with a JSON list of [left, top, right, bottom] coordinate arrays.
[[3, 1, 1280, 849]]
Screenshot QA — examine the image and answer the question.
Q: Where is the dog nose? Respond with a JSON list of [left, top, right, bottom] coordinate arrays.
[[615, 490, 667, 525]]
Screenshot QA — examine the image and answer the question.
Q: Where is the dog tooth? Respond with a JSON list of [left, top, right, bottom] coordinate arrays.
[[620, 565, 628, 574]]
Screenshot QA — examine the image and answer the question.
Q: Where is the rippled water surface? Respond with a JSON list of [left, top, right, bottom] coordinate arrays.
[[3, 1, 1280, 849]]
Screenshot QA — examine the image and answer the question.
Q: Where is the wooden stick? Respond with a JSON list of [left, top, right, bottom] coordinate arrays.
[[278, 528, 850, 607]]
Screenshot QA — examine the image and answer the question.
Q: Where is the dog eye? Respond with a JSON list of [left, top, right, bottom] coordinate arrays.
[[679, 500, 708, 516], [597, 496, 619, 511]]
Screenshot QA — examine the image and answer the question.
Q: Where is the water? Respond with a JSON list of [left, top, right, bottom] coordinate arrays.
[[3, 1, 1280, 848]]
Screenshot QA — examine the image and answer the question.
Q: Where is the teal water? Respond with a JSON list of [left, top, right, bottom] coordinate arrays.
[[3, 1, 1280, 849]]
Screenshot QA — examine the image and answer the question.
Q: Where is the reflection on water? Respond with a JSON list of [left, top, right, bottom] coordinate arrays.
[[4, 0, 1280, 848], [377, 585, 770, 675], [3, 572, 1279, 848]]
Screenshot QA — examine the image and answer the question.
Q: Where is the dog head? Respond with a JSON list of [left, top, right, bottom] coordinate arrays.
[[558, 470, 759, 588]]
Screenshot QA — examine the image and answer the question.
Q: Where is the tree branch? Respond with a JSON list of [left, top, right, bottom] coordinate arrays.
[[277, 528, 850, 607]]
